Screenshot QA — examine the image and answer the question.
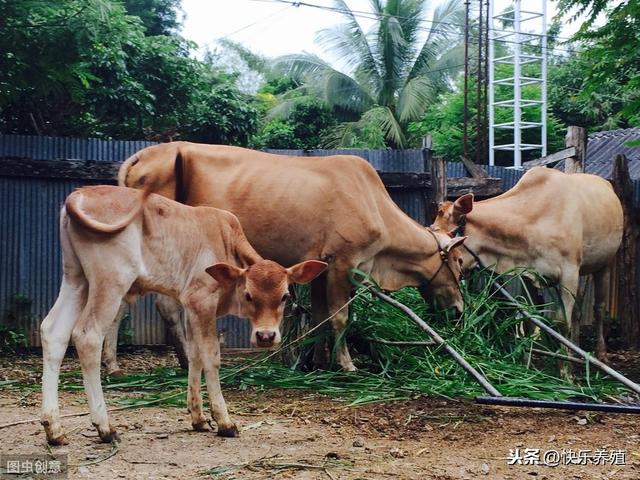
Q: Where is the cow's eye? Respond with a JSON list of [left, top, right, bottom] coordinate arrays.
[[281, 293, 290, 303], [245, 292, 252, 302]]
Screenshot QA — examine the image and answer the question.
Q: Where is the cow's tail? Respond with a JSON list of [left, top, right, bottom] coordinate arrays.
[[65, 188, 151, 234], [118, 153, 139, 187], [174, 151, 187, 203]]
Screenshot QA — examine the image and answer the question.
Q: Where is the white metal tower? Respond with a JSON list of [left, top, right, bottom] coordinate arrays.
[[488, 0, 548, 167]]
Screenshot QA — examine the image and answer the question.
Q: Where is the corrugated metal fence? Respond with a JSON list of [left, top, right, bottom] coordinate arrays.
[[1, 134, 634, 348]]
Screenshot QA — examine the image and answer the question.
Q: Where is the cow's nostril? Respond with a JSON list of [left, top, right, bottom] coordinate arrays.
[[256, 331, 276, 343]]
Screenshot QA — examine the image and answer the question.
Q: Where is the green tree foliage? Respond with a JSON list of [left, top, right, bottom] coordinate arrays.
[[252, 98, 336, 149], [207, 40, 337, 149], [557, 0, 640, 126], [122, 0, 182, 36], [0, 0, 258, 144], [408, 75, 565, 164], [408, 17, 566, 165], [548, 54, 630, 131], [273, 0, 465, 149]]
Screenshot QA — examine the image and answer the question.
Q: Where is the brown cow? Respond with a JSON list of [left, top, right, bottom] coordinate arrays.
[[40, 186, 327, 445], [115, 142, 467, 371], [431, 167, 623, 358]]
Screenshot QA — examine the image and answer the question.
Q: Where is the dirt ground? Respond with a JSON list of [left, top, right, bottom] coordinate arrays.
[[1, 351, 639, 480]]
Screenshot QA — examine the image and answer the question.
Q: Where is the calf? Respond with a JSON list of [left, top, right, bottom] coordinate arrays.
[[431, 167, 623, 357], [40, 186, 326, 445]]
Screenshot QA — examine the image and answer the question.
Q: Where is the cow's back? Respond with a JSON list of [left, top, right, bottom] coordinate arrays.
[[122, 143, 398, 267], [490, 167, 623, 273]]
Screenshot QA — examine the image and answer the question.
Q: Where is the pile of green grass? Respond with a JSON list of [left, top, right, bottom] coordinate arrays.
[[83, 269, 630, 408]]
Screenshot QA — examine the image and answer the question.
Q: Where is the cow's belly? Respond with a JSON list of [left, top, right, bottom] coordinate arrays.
[[241, 220, 321, 266], [580, 238, 622, 274]]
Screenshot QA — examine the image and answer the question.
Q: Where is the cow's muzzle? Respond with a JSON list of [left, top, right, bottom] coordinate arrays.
[[255, 330, 277, 348]]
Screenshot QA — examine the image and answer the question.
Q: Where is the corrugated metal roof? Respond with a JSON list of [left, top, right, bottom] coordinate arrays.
[[585, 128, 640, 179]]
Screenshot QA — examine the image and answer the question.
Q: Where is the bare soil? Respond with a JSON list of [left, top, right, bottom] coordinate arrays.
[[1, 351, 639, 480]]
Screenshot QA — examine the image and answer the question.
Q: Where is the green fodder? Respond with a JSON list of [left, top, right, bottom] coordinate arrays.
[[83, 268, 630, 408]]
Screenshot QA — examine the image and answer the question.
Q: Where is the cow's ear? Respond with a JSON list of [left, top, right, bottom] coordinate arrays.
[[453, 193, 474, 215], [444, 236, 466, 254], [287, 260, 328, 284], [205, 263, 245, 286]]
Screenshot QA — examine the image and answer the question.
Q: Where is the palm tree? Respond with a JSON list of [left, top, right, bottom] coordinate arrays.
[[273, 0, 464, 148]]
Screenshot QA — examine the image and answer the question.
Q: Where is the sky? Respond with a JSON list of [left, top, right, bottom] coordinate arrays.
[[180, 0, 578, 61]]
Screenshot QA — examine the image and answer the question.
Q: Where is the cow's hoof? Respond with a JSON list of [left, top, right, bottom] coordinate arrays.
[[98, 429, 120, 443], [341, 364, 358, 372], [217, 425, 239, 438], [47, 434, 69, 446], [596, 350, 608, 362], [192, 421, 209, 432], [107, 368, 125, 377]]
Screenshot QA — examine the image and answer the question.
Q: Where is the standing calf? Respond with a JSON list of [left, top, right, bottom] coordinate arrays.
[[40, 186, 326, 445]]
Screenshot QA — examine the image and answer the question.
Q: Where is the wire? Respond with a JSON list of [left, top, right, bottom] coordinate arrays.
[[250, 0, 580, 57], [252, 0, 575, 43], [212, 4, 293, 43]]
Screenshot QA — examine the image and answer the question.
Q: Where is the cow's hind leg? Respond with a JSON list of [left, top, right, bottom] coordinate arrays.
[[101, 302, 126, 376], [593, 267, 611, 360], [156, 295, 189, 369], [41, 281, 87, 445], [73, 287, 127, 443]]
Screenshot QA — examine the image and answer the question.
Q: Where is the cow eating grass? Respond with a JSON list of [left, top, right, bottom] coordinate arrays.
[[431, 167, 623, 360], [40, 186, 326, 445], [113, 142, 468, 373]]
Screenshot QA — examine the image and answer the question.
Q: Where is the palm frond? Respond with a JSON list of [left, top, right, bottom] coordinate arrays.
[[377, 11, 409, 104], [318, 1, 381, 84], [321, 121, 361, 148], [271, 53, 374, 115], [396, 75, 437, 123], [408, 0, 464, 81], [266, 93, 316, 120], [362, 105, 406, 148], [321, 69, 375, 114], [272, 52, 332, 81]]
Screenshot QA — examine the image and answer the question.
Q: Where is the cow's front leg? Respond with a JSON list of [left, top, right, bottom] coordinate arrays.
[[310, 274, 331, 369], [186, 343, 207, 431], [326, 266, 356, 372], [183, 310, 207, 430], [187, 309, 237, 437], [558, 268, 580, 378]]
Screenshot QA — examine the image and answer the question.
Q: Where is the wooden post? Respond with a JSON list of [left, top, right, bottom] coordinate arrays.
[[422, 135, 446, 224], [564, 126, 586, 174], [431, 156, 447, 206], [564, 126, 588, 330], [611, 153, 640, 349], [422, 134, 432, 172]]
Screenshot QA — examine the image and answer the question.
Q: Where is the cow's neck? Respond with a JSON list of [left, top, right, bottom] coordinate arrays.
[[460, 200, 528, 272], [371, 217, 444, 290]]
